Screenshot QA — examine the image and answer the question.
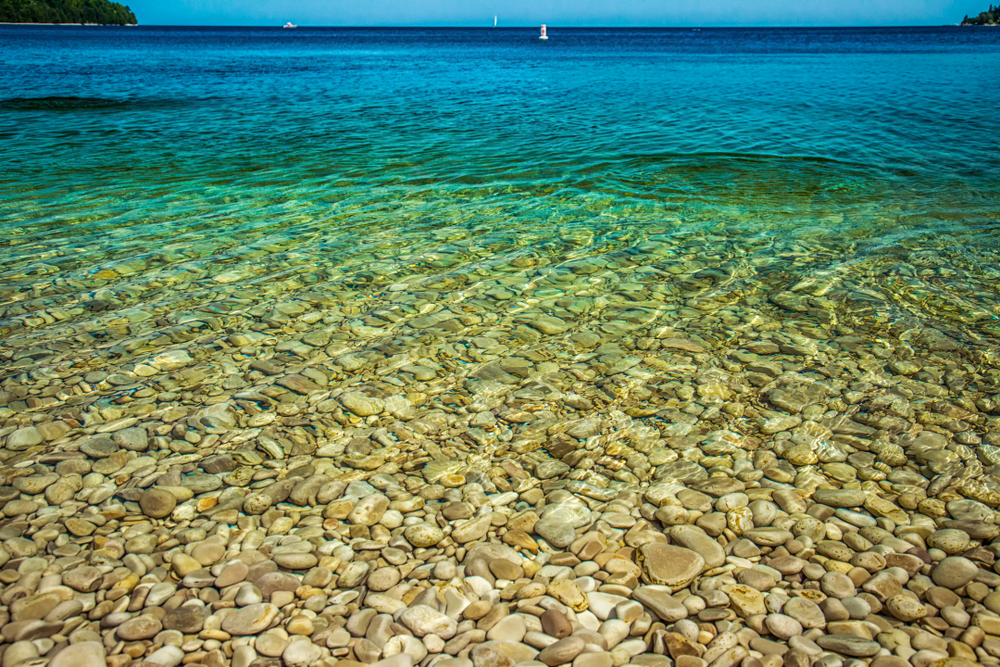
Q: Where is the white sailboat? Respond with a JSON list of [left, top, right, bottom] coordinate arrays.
[[539, 24, 548, 39], [494, 15, 497, 27]]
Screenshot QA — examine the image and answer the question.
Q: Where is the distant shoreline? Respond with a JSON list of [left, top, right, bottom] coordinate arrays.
[[0, 22, 137, 25]]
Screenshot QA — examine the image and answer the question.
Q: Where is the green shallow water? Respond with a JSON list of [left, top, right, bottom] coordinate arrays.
[[0, 26, 999, 414]]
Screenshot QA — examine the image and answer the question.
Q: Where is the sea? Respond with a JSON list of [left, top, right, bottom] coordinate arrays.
[[0, 26, 999, 417]]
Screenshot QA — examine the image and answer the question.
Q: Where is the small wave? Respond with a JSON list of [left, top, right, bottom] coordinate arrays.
[[0, 96, 133, 110], [0, 95, 215, 112]]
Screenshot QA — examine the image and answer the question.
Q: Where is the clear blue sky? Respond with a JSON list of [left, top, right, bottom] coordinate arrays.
[[126, 0, 989, 27]]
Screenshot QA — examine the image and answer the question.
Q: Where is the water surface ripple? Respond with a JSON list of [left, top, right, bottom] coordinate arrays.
[[0, 25, 999, 391]]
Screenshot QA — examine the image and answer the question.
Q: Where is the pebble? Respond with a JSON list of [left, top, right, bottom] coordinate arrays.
[[3, 214, 1000, 667], [637, 544, 705, 588], [140, 489, 177, 518], [49, 642, 105, 667]]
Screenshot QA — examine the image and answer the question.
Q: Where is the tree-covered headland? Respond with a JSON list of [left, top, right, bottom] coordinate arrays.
[[0, 0, 137, 24], [962, 5, 1000, 25]]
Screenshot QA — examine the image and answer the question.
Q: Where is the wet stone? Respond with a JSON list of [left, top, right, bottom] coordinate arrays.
[[637, 543, 704, 589], [140, 489, 177, 519], [163, 605, 209, 633], [80, 437, 120, 458]]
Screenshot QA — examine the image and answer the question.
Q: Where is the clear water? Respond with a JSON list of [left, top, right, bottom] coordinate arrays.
[[1, 26, 999, 390]]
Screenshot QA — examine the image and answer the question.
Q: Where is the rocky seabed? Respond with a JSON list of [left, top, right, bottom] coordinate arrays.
[[2, 233, 1000, 667]]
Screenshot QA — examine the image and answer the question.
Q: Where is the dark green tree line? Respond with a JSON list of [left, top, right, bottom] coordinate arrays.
[[0, 0, 136, 24], [962, 4, 1000, 25]]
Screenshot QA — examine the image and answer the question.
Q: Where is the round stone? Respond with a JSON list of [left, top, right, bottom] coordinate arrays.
[[348, 494, 389, 526], [403, 523, 444, 547], [727, 507, 754, 535], [926, 529, 971, 555], [931, 557, 979, 590], [139, 489, 177, 519], [782, 597, 826, 629], [820, 571, 856, 599], [243, 493, 272, 515], [368, 567, 401, 591], [764, 613, 802, 640], [885, 594, 927, 622], [541, 609, 572, 638]]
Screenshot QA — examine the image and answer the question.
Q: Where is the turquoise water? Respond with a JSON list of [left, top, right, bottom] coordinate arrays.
[[1, 26, 999, 384]]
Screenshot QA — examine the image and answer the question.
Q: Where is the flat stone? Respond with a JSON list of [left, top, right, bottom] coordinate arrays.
[[6, 427, 42, 451], [113, 427, 149, 451], [277, 375, 323, 395], [49, 641, 106, 667], [812, 489, 867, 508], [163, 605, 209, 633], [283, 640, 324, 667], [633, 586, 688, 622], [63, 566, 102, 592], [81, 437, 119, 458], [487, 615, 526, 642], [340, 392, 385, 416], [117, 615, 162, 641], [535, 519, 576, 548], [452, 515, 492, 544], [273, 552, 318, 570], [723, 584, 766, 617], [637, 543, 704, 589], [530, 316, 571, 335], [539, 636, 585, 666], [816, 635, 881, 657], [222, 603, 280, 635], [669, 525, 725, 569]]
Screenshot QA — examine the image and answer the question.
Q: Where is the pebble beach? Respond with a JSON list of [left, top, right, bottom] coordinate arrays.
[[2, 23, 1000, 667]]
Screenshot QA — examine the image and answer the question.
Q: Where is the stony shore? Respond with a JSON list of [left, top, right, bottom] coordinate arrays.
[[2, 248, 1000, 667]]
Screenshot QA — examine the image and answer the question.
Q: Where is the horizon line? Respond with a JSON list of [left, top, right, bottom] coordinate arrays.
[[6, 23, 967, 29]]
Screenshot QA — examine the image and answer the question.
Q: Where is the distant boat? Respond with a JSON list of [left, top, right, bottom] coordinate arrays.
[[494, 15, 497, 27], [539, 24, 548, 40], [283, 22, 297, 29]]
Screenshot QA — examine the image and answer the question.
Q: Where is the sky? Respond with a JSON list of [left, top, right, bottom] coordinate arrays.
[[126, 0, 990, 27]]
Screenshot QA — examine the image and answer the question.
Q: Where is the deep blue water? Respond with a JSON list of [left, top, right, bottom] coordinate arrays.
[[1, 26, 999, 360]]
